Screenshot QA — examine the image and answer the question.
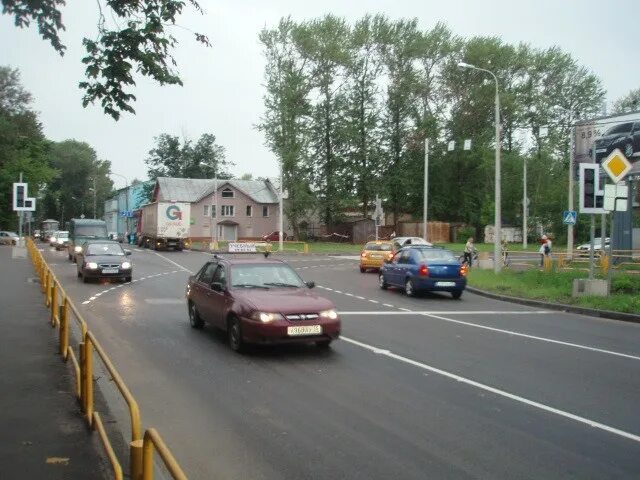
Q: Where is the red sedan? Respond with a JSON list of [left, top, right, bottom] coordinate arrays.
[[186, 255, 341, 352]]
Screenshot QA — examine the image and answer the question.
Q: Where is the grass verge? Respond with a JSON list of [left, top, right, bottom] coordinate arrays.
[[468, 268, 640, 314]]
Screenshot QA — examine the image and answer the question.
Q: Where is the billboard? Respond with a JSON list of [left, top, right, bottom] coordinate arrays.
[[574, 111, 640, 169]]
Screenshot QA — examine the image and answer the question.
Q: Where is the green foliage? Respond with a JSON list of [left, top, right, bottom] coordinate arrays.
[[260, 16, 606, 240], [145, 133, 232, 180], [2, 0, 210, 119], [612, 88, 640, 114]]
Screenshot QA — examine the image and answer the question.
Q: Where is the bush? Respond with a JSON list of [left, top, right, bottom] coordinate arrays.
[[612, 275, 640, 294], [457, 226, 476, 242]]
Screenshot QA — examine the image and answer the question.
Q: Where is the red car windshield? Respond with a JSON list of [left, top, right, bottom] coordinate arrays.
[[230, 264, 305, 288]]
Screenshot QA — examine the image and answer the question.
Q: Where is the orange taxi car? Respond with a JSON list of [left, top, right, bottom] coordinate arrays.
[[360, 240, 394, 272]]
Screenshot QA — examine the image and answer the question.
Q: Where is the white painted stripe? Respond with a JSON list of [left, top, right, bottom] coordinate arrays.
[[82, 301, 90, 305], [344, 293, 354, 297], [399, 307, 410, 312], [383, 303, 394, 308], [341, 336, 640, 443], [354, 295, 365, 300], [152, 252, 194, 273], [89, 297, 97, 301], [420, 312, 640, 362], [338, 311, 552, 315], [334, 290, 342, 294], [368, 300, 379, 304]]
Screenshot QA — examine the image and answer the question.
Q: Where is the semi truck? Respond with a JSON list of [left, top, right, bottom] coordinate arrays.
[[137, 202, 190, 251]]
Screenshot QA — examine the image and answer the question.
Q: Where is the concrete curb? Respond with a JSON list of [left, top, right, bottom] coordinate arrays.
[[466, 286, 640, 324]]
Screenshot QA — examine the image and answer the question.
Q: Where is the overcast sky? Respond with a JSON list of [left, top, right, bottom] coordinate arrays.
[[1, 0, 638, 189]]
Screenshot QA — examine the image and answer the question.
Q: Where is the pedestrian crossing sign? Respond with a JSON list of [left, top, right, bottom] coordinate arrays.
[[563, 210, 577, 225]]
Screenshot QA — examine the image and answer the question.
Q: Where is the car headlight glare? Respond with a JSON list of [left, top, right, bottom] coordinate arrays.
[[57, 239, 64, 244], [74, 245, 82, 253], [251, 311, 284, 323], [121, 261, 131, 269], [319, 309, 338, 320], [87, 262, 98, 269]]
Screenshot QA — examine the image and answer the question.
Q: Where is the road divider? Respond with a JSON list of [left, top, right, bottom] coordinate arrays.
[[27, 238, 188, 480]]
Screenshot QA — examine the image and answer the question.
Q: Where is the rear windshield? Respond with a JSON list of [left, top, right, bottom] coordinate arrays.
[[415, 249, 457, 261], [75, 225, 108, 238], [86, 243, 125, 256], [364, 243, 392, 251]]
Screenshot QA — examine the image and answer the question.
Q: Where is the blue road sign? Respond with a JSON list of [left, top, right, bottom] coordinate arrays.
[[563, 210, 577, 225]]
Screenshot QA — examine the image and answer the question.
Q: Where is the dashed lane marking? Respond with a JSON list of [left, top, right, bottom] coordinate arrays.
[[80, 269, 182, 306]]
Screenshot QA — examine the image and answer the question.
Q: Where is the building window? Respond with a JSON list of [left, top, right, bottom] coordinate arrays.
[[203, 205, 209, 217], [221, 205, 234, 217], [221, 188, 234, 198], [211, 205, 216, 218], [246, 205, 252, 217], [262, 205, 269, 217]]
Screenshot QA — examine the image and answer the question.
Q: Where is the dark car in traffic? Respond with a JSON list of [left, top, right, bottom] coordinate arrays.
[[76, 240, 132, 283], [593, 122, 640, 162], [379, 246, 468, 299], [186, 255, 341, 352]]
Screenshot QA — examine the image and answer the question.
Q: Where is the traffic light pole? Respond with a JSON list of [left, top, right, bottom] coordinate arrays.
[[18, 172, 23, 240], [588, 215, 595, 279]]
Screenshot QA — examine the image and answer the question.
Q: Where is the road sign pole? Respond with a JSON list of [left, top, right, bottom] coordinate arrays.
[[567, 132, 574, 260], [588, 214, 595, 279], [18, 172, 23, 240], [423, 138, 429, 241]]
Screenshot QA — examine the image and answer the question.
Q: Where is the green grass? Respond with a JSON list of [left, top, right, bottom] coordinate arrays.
[[468, 269, 640, 314]]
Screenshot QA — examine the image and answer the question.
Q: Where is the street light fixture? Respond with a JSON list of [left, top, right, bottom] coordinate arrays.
[[457, 61, 502, 273]]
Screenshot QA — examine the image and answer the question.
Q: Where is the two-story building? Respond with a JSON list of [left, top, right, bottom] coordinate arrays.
[[152, 177, 282, 241]]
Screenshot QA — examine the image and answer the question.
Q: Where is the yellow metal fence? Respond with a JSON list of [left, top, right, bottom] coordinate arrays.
[[27, 238, 189, 480]]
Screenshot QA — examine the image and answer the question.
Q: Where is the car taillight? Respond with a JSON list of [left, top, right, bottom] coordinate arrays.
[[419, 264, 429, 276], [460, 264, 469, 277]]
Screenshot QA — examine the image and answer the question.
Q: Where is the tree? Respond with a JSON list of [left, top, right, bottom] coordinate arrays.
[[144, 133, 232, 179], [0, 66, 55, 229], [1, 0, 210, 119], [612, 88, 640, 114], [259, 18, 316, 239]]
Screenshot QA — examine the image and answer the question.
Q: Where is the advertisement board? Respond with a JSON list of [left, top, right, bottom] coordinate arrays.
[[574, 111, 640, 167]]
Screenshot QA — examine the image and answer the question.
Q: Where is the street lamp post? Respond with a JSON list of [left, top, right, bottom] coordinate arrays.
[[458, 62, 502, 273]]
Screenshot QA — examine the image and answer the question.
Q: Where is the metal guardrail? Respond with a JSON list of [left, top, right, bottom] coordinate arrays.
[[26, 238, 188, 480]]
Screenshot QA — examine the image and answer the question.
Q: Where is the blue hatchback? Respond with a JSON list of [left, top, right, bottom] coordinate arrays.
[[379, 246, 468, 299]]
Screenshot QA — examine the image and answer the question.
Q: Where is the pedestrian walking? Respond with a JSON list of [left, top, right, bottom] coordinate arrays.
[[539, 234, 551, 267]]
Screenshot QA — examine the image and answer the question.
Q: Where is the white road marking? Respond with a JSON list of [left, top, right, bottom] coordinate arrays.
[[420, 311, 640, 362], [368, 299, 378, 303], [152, 252, 194, 273], [344, 293, 354, 297], [383, 303, 394, 308], [341, 336, 640, 444], [82, 301, 90, 305], [339, 311, 553, 315], [399, 307, 410, 312], [334, 290, 343, 294]]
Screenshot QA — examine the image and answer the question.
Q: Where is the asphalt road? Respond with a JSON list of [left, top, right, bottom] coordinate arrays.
[[38, 244, 640, 479]]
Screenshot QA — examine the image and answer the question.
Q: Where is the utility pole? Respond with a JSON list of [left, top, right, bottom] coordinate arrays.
[[423, 139, 429, 241], [92, 176, 97, 218]]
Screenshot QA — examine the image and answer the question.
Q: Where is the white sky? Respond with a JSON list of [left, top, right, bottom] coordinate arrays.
[[1, 0, 638, 189]]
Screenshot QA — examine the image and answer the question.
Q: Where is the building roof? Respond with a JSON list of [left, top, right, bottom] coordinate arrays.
[[156, 177, 279, 204]]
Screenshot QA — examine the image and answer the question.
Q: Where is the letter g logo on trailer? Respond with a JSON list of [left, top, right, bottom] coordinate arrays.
[[166, 205, 182, 220]]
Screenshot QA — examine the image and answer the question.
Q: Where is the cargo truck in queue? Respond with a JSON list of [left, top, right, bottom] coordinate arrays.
[[137, 202, 190, 251]]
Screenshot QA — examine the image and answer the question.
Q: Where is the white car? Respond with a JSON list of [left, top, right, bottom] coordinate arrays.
[[391, 236, 433, 252], [0, 231, 19, 246], [576, 237, 610, 256]]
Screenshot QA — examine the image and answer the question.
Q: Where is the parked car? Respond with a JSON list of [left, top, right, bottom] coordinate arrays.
[[360, 240, 393, 272], [0, 231, 19, 246], [53, 231, 70, 251], [186, 255, 341, 352], [379, 245, 468, 299], [76, 240, 132, 283], [262, 231, 292, 242], [576, 237, 610, 256], [593, 122, 640, 162]]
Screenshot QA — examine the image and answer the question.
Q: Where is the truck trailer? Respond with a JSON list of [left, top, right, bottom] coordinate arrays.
[[137, 202, 190, 250]]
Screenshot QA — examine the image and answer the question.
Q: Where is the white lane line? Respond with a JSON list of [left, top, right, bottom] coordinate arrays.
[[338, 311, 553, 315], [420, 312, 640, 362], [341, 336, 640, 444], [354, 295, 365, 300], [344, 293, 354, 297], [383, 303, 394, 308], [152, 252, 194, 273], [82, 301, 90, 305], [399, 307, 410, 312], [334, 290, 343, 294], [368, 299, 379, 304]]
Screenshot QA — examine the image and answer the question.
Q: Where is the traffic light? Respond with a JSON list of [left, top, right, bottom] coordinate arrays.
[[15, 184, 25, 208], [12, 182, 36, 211], [579, 163, 604, 214]]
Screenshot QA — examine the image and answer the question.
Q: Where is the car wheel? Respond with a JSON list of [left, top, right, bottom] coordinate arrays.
[[360, 266, 366, 273], [125, 276, 132, 283], [452, 290, 463, 300], [405, 278, 415, 297], [378, 273, 388, 290], [315, 339, 332, 349], [228, 316, 244, 352], [188, 301, 204, 329], [82, 273, 89, 283], [72, 255, 77, 264], [624, 142, 633, 158]]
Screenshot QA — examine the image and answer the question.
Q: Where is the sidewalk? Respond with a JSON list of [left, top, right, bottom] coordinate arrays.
[[0, 244, 110, 479]]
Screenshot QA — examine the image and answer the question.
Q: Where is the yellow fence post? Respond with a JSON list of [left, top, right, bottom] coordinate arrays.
[[304, 242, 309, 254], [601, 253, 609, 274], [83, 339, 94, 425], [131, 440, 144, 480], [79, 342, 86, 409], [60, 297, 69, 358], [543, 255, 553, 272], [50, 282, 58, 327]]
